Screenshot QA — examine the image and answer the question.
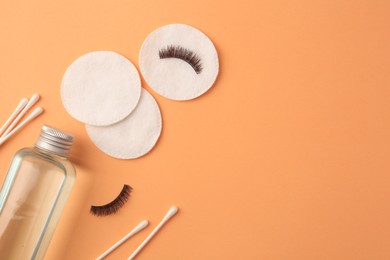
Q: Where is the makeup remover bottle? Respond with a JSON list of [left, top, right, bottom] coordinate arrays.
[[0, 125, 76, 260]]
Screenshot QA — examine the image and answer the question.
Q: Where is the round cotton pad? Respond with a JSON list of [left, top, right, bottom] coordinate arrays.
[[61, 51, 141, 126], [139, 24, 219, 101], [86, 88, 162, 159]]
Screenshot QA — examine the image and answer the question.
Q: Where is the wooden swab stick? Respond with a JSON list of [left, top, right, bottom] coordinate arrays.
[[96, 220, 149, 260], [0, 98, 28, 136], [0, 107, 43, 146], [128, 206, 179, 260], [1, 93, 40, 138]]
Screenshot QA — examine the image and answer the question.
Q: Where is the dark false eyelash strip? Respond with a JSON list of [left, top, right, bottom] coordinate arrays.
[[159, 45, 203, 74], [90, 184, 132, 217]]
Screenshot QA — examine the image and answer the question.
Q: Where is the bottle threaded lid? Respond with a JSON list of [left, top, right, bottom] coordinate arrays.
[[35, 125, 75, 158]]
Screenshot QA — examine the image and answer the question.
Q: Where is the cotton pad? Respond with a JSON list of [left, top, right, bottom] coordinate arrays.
[[61, 51, 141, 126], [139, 24, 219, 101], [86, 88, 162, 159]]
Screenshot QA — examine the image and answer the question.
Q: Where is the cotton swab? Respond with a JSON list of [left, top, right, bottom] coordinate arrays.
[[0, 98, 28, 136], [128, 206, 179, 260], [96, 220, 149, 260], [0, 107, 43, 146], [1, 93, 40, 138]]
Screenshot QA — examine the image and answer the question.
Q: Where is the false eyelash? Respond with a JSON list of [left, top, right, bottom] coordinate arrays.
[[90, 184, 132, 217], [159, 45, 203, 74]]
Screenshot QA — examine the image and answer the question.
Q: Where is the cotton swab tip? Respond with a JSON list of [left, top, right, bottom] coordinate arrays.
[[138, 220, 149, 229], [163, 206, 178, 221], [30, 93, 40, 103], [30, 106, 44, 116], [168, 206, 178, 215], [17, 98, 29, 109]]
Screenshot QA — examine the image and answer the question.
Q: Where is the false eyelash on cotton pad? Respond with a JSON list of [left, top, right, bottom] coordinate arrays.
[[159, 45, 203, 74], [139, 23, 219, 101]]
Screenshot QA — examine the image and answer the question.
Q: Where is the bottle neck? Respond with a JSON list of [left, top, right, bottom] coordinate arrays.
[[34, 146, 68, 159]]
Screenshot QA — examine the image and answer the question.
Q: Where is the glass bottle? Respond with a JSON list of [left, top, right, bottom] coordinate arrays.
[[0, 125, 76, 260]]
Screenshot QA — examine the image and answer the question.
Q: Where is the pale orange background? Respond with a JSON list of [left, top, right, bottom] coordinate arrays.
[[0, 0, 389, 259]]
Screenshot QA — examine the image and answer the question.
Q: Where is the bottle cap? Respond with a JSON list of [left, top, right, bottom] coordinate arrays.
[[35, 125, 74, 158]]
